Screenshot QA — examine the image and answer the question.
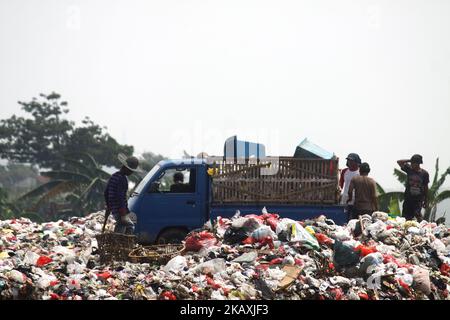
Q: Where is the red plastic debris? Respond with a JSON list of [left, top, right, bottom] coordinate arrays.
[[36, 256, 52, 267], [258, 236, 274, 249], [383, 254, 412, 269], [315, 233, 333, 245], [96, 271, 112, 280], [269, 258, 283, 265], [355, 244, 377, 257], [185, 231, 217, 252], [50, 280, 60, 287], [64, 228, 76, 235], [440, 263, 450, 276], [160, 291, 177, 300], [50, 293, 60, 300], [206, 276, 221, 290], [256, 264, 270, 271], [242, 237, 255, 245], [330, 288, 343, 300], [358, 293, 369, 300], [295, 258, 303, 266], [397, 279, 411, 294]]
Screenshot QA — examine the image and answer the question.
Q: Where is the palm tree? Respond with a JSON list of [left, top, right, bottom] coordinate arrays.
[[20, 153, 110, 219], [378, 158, 450, 222]]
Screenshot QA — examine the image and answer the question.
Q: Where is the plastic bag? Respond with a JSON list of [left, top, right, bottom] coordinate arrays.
[[23, 251, 40, 265], [333, 240, 360, 268], [315, 233, 334, 246], [185, 231, 217, 252], [163, 256, 188, 274], [354, 244, 378, 257], [193, 258, 226, 275], [223, 227, 248, 245], [290, 222, 319, 249], [7, 270, 27, 284], [251, 226, 277, 241], [412, 267, 431, 295], [36, 255, 53, 267]]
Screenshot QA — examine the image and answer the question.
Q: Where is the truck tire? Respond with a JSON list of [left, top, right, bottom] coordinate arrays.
[[157, 228, 187, 244]]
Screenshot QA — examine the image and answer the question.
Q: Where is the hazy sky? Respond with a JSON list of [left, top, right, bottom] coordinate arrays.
[[1, 0, 449, 190]]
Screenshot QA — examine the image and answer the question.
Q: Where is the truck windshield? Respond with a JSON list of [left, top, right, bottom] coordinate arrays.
[[133, 164, 161, 194]]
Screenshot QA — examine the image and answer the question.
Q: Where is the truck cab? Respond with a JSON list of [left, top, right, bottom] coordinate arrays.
[[129, 159, 210, 243]]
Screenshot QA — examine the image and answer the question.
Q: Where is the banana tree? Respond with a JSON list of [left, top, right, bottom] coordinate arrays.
[[376, 183, 404, 216], [20, 152, 110, 217]]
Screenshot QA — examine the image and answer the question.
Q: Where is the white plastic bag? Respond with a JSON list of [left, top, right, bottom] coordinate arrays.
[[193, 258, 226, 275], [163, 256, 187, 274], [23, 251, 40, 265], [251, 226, 277, 240]]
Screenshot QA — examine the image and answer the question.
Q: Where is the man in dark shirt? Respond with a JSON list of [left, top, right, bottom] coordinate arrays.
[[104, 154, 139, 234], [397, 154, 429, 221]]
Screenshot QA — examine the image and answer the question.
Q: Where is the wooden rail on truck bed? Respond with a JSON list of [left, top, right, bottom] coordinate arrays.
[[210, 157, 339, 205]]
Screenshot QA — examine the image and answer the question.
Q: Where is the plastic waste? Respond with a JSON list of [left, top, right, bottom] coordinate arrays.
[[251, 226, 277, 241], [333, 240, 360, 268], [163, 256, 188, 274], [7, 270, 27, 284], [412, 267, 431, 295], [232, 251, 258, 264], [23, 251, 40, 265], [193, 258, 226, 275], [185, 231, 217, 252]]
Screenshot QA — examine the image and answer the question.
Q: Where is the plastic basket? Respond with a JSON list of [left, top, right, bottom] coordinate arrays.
[[128, 244, 185, 264]]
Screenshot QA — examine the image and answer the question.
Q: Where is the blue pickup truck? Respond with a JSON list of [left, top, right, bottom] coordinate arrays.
[[128, 156, 348, 244]]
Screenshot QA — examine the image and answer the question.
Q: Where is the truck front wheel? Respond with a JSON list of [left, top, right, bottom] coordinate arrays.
[[157, 228, 187, 244]]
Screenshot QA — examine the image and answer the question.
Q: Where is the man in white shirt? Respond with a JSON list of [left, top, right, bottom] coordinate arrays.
[[339, 153, 362, 207]]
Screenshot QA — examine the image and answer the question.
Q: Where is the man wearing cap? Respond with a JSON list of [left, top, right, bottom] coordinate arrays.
[[104, 154, 140, 234], [339, 153, 362, 217], [397, 155, 429, 221], [347, 162, 378, 219]]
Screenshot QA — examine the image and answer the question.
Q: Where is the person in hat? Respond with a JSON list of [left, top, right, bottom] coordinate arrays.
[[347, 162, 378, 219], [397, 154, 429, 221], [104, 154, 140, 234], [339, 153, 362, 216]]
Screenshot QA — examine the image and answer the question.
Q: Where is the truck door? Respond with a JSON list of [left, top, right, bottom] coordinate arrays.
[[135, 165, 203, 243]]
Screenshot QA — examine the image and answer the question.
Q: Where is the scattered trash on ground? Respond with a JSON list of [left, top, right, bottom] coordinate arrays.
[[1, 209, 449, 300]]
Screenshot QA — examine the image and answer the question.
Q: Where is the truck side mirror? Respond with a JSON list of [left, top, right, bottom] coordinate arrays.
[[149, 182, 160, 193]]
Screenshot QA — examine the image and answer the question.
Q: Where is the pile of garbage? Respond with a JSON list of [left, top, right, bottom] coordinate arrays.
[[1, 209, 450, 300]]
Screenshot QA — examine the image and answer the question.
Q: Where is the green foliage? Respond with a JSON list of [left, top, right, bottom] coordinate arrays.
[[0, 92, 133, 169], [140, 152, 166, 172], [20, 153, 111, 217], [0, 187, 42, 222]]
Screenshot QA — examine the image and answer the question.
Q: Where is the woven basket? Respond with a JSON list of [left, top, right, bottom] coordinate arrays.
[[128, 244, 185, 264], [95, 232, 137, 264]]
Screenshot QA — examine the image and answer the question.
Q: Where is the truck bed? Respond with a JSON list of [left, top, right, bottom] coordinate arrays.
[[209, 204, 348, 225]]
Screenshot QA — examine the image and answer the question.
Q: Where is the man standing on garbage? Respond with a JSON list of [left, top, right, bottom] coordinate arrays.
[[347, 162, 378, 218], [104, 154, 140, 234], [340, 153, 362, 217], [397, 154, 429, 221]]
